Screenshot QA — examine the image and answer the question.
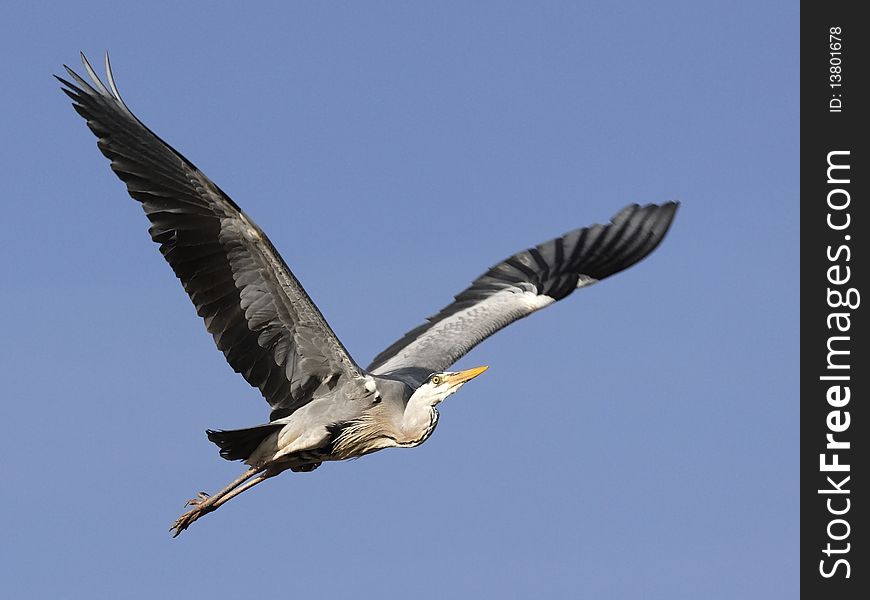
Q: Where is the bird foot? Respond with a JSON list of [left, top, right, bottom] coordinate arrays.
[[170, 492, 212, 537]]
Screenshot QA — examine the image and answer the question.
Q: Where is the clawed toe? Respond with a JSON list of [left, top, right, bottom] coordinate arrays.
[[171, 492, 213, 536], [167, 468, 265, 538], [185, 491, 210, 507], [171, 508, 201, 537]]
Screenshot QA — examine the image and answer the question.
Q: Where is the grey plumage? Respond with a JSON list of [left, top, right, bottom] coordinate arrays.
[[368, 202, 677, 383], [59, 55, 361, 423], [58, 53, 678, 536]]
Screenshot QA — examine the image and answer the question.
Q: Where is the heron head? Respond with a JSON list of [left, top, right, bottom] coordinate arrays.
[[417, 365, 489, 406]]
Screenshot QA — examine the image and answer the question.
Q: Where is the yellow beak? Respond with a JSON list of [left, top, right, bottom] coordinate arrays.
[[444, 365, 489, 386]]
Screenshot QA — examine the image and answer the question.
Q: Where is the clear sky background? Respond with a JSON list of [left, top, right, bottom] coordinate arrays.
[[1, 2, 797, 598]]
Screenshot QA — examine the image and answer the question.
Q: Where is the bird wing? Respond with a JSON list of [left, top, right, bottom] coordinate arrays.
[[59, 54, 362, 420], [368, 202, 678, 382]]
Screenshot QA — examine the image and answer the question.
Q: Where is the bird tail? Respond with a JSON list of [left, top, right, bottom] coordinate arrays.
[[206, 424, 284, 461]]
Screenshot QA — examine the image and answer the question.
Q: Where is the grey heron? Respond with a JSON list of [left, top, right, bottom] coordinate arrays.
[[58, 54, 678, 537]]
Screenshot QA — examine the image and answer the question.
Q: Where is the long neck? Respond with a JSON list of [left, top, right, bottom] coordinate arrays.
[[398, 392, 439, 447]]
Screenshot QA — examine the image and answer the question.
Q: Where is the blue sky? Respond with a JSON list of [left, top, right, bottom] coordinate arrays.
[[1, 2, 797, 597]]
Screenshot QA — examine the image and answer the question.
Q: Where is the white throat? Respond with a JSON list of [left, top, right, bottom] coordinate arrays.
[[399, 385, 443, 444]]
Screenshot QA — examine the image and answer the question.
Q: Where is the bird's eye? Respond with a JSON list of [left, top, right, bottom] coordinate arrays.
[[431, 375, 441, 385]]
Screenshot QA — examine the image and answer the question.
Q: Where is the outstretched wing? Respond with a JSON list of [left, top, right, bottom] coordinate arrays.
[[368, 202, 678, 383], [59, 54, 362, 420]]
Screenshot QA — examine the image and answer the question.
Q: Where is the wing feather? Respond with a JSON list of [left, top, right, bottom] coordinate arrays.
[[59, 54, 362, 420], [368, 202, 678, 382]]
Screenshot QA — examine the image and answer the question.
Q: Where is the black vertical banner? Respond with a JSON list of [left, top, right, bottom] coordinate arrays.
[[801, 3, 868, 597]]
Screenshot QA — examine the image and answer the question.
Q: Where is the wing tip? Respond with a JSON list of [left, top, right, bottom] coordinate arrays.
[[57, 51, 129, 109]]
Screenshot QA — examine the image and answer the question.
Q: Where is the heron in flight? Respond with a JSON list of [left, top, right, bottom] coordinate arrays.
[[58, 54, 678, 536]]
